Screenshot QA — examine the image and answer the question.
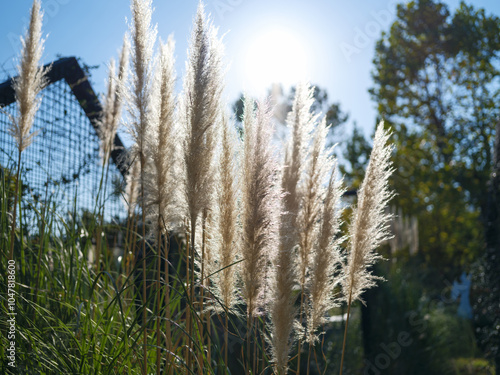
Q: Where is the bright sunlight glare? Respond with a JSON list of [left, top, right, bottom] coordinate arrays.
[[243, 27, 310, 93]]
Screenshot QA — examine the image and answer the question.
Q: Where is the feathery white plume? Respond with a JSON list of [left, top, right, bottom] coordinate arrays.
[[342, 122, 394, 304], [9, 0, 48, 152], [144, 36, 178, 234], [180, 2, 224, 235], [306, 156, 345, 344], [210, 112, 240, 313], [126, 0, 157, 164], [100, 37, 129, 164], [297, 118, 334, 295], [269, 82, 316, 374], [281, 82, 317, 213], [240, 97, 280, 319]]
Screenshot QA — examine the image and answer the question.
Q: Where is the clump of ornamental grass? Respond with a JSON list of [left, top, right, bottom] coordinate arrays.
[[339, 122, 394, 375], [2, 1, 398, 373], [6, 0, 49, 261]]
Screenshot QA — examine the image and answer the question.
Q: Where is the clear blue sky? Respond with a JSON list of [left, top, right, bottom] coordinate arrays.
[[1, 0, 500, 145]]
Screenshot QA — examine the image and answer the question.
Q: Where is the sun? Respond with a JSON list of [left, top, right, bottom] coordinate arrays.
[[243, 27, 310, 93]]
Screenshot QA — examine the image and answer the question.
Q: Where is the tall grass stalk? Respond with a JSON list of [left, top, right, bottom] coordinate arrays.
[[100, 38, 130, 166], [7, 0, 48, 261], [240, 97, 280, 373], [127, 0, 157, 372], [213, 112, 240, 365], [305, 150, 344, 346], [180, 3, 223, 369], [339, 122, 394, 375], [123, 159, 140, 277], [143, 35, 177, 373], [296, 117, 334, 372], [270, 82, 315, 374], [94, 39, 129, 270]]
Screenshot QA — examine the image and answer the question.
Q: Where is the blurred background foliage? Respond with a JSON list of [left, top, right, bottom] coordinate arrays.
[[335, 0, 500, 373]]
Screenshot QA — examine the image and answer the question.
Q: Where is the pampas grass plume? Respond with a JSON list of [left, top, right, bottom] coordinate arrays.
[[181, 2, 224, 229], [144, 36, 178, 233], [306, 154, 345, 344], [269, 82, 317, 374], [240, 97, 280, 318], [127, 0, 157, 163], [100, 37, 129, 164], [342, 121, 394, 303], [211, 112, 240, 312], [297, 118, 334, 294], [9, 0, 48, 152], [339, 121, 393, 375]]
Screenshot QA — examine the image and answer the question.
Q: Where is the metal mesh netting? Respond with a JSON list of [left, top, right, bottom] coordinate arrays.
[[0, 72, 127, 226]]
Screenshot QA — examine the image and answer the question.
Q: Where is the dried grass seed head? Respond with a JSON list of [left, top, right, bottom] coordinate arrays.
[[343, 122, 395, 304], [306, 157, 346, 344], [181, 2, 224, 227], [240, 97, 280, 317], [143, 36, 179, 234], [126, 0, 157, 160], [9, 0, 49, 152]]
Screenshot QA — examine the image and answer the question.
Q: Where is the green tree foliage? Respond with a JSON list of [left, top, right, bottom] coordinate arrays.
[[339, 124, 371, 191], [367, 0, 500, 273], [364, 0, 500, 369]]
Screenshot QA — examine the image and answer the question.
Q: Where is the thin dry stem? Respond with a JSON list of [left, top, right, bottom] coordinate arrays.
[[180, 4, 225, 369], [127, 1, 157, 373]]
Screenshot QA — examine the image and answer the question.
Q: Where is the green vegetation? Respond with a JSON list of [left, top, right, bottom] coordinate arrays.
[[341, 0, 500, 372], [2, 0, 500, 373], [0, 1, 394, 374]]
